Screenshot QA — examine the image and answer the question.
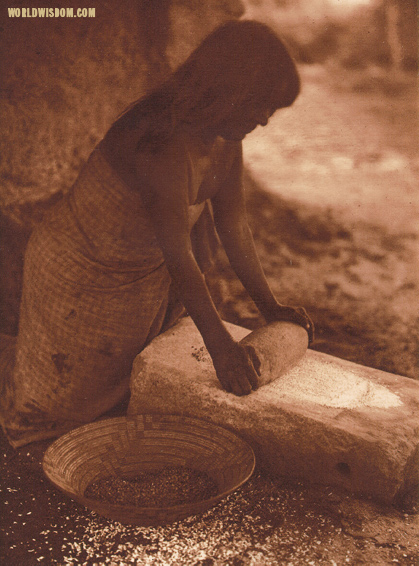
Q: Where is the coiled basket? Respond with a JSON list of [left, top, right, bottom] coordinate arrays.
[[42, 414, 255, 525]]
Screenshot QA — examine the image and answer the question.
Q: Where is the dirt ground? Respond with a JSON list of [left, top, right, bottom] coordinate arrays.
[[1, 432, 418, 566], [1, 66, 418, 565]]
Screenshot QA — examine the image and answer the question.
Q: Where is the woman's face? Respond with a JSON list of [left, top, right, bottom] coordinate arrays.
[[215, 104, 276, 142]]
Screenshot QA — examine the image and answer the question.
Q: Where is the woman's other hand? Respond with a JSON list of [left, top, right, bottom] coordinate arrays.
[[211, 341, 261, 396], [264, 303, 314, 344]]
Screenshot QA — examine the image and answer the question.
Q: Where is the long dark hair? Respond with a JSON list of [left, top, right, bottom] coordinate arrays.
[[111, 20, 300, 151]]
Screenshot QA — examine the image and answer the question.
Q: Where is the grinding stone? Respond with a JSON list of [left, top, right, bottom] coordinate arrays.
[[128, 317, 419, 504]]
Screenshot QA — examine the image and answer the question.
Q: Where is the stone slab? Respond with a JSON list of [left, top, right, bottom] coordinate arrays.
[[128, 317, 419, 504]]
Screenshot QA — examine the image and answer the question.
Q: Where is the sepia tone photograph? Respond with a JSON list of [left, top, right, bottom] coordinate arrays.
[[0, 0, 418, 564]]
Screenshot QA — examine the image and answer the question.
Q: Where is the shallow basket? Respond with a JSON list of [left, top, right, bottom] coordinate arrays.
[[42, 414, 255, 525]]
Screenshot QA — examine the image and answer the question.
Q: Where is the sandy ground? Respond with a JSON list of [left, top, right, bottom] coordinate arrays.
[[1, 66, 418, 565], [1, 432, 418, 566]]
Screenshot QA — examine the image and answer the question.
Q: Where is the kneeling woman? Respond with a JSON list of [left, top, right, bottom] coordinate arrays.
[[0, 20, 313, 447]]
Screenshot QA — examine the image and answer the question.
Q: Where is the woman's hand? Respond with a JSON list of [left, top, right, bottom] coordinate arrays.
[[264, 303, 315, 344], [211, 341, 261, 396]]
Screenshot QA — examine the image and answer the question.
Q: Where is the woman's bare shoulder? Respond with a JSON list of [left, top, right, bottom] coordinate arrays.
[[136, 131, 188, 167], [135, 133, 189, 195]]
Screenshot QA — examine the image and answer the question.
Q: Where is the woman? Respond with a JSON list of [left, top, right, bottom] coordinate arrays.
[[0, 20, 313, 447]]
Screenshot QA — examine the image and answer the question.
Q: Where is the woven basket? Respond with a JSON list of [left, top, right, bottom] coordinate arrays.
[[42, 414, 255, 525]]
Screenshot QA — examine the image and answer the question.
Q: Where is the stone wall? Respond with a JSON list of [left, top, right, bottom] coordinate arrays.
[[0, 0, 244, 334]]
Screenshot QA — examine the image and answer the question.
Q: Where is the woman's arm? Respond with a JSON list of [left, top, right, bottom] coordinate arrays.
[[211, 143, 314, 341], [135, 143, 260, 395]]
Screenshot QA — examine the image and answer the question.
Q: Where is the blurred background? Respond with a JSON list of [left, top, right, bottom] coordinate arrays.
[[0, 0, 417, 377]]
